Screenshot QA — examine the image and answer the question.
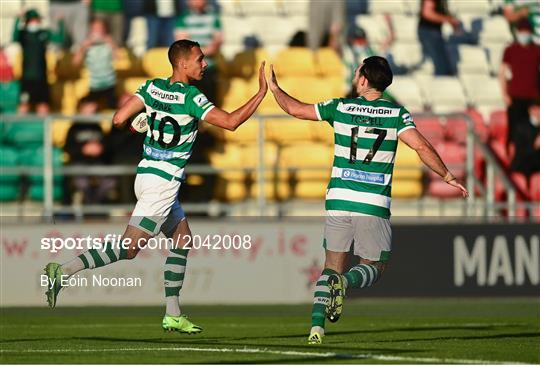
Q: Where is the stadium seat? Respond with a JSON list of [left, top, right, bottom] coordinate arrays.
[[273, 48, 317, 77], [444, 116, 468, 145], [531, 173, 540, 201], [311, 121, 334, 145], [283, 76, 340, 104], [461, 75, 505, 109], [356, 15, 392, 45], [422, 77, 468, 114], [3, 117, 44, 147], [279, 143, 332, 199], [448, 0, 490, 15], [0, 145, 20, 201], [390, 15, 419, 43], [221, 118, 259, 143], [0, 81, 19, 113], [387, 75, 425, 113], [220, 77, 249, 110], [432, 142, 466, 179], [370, 0, 407, 13], [120, 77, 148, 95], [17, 147, 64, 201], [479, 17, 513, 45], [208, 143, 247, 201], [490, 140, 511, 168], [114, 48, 143, 77], [394, 143, 422, 180], [393, 180, 423, 198], [55, 52, 82, 80], [457, 45, 490, 76], [142, 48, 170, 78], [229, 48, 271, 79], [315, 48, 345, 81], [265, 118, 316, 144], [390, 42, 423, 71], [415, 117, 445, 145]]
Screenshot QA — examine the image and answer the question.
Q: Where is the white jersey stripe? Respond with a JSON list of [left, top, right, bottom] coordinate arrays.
[[326, 187, 391, 208], [138, 159, 185, 176]]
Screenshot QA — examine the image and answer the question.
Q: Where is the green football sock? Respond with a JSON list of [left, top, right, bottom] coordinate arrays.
[[343, 264, 380, 289], [311, 268, 338, 328], [62, 242, 129, 276], [164, 248, 189, 298]]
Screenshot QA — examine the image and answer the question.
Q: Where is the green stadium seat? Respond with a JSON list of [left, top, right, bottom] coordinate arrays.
[[0, 145, 20, 201], [3, 117, 44, 147], [0, 81, 20, 113], [18, 147, 64, 201]]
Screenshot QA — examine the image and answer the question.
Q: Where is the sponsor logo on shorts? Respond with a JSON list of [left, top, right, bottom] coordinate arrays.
[[144, 145, 174, 160], [341, 168, 385, 184]]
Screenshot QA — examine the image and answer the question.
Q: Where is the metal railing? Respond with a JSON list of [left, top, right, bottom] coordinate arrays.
[[0, 112, 535, 221]]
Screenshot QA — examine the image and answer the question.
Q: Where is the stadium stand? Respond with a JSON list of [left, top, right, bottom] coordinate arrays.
[[0, 0, 537, 216]]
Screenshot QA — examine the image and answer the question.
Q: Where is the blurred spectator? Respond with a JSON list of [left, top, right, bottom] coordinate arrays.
[[106, 93, 145, 203], [308, 0, 345, 53], [144, 0, 182, 49], [418, 0, 460, 76], [510, 102, 540, 176], [49, 0, 89, 49], [13, 9, 65, 115], [92, 0, 124, 46], [175, 0, 222, 104], [499, 19, 540, 165], [73, 18, 118, 109], [65, 97, 116, 204], [0, 47, 14, 82], [342, 25, 409, 102], [122, 0, 145, 45], [503, 0, 540, 45]]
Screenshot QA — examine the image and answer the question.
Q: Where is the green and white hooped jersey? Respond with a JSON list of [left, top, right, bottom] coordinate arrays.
[[134, 78, 215, 181], [315, 97, 415, 219]]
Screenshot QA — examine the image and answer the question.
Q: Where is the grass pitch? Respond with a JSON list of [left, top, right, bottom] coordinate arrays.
[[1, 298, 539, 364]]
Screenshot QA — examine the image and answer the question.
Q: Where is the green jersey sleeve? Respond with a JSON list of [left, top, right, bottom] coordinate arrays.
[[185, 86, 215, 120], [315, 98, 340, 125], [134, 79, 151, 104], [175, 12, 187, 30], [397, 107, 416, 136]]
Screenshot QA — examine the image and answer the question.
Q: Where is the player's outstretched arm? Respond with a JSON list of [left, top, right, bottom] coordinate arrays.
[[399, 128, 469, 197], [203, 61, 267, 131], [268, 64, 318, 121], [112, 95, 145, 128]]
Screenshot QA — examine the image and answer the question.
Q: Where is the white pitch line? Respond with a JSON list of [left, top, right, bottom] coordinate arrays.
[[0, 346, 526, 364]]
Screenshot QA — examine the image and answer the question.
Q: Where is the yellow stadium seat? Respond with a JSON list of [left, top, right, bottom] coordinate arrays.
[[273, 47, 317, 77], [221, 119, 260, 143], [52, 119, 72, 148], [208, 143, 245, 181], [294, 180, 327, 200], [142, 48, 170, 77], [391, 180, 423, 198], [59, 81, 77, 115], [55, 52, 82, 80], [394, 142, 422, 180], [220, 77, 249, 110], [214, 178, 247, 202], [229, 48, 271, 79], [284, 77, 339, 104], [241, 142, 279, 179], [311, 121, 334, 144], [114, 48, 143, 77], [120, 77, 148, 94], [249, 181, 291, 201], [258, 93, 285, 115], [315, 47, 345, 78], [265, 118, 316, 144], [280, 143, 333, 180]]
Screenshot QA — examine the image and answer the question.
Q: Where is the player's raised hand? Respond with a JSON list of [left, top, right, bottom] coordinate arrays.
[[447, 178, 469, 198], [258, 61, 268, 95], [269, 64, 279, 93]]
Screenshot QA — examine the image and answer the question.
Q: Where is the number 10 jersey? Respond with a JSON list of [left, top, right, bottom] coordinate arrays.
[[134, 78, 215, 182], [315, 96, 416, 219]]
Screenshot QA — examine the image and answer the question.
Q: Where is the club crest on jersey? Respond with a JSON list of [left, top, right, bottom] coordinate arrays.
[[194, 94, 209, 107]]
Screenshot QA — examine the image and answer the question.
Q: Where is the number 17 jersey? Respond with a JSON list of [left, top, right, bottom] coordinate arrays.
[[315, 96, 416, 219], [134, 78, 215, 181]]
